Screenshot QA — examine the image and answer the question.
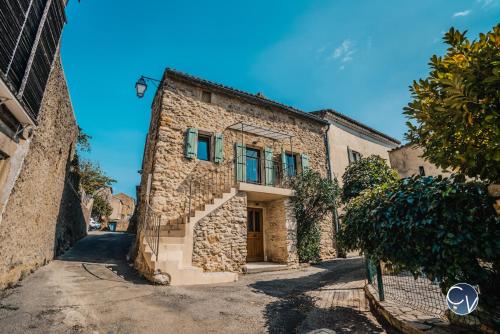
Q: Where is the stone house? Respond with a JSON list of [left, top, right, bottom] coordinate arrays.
[[96, 187, 136, 231], [389, 144, 453, 178], [0, 0, 86, 288], [313, 109, 400, 185], [135, 69, 333, 285]]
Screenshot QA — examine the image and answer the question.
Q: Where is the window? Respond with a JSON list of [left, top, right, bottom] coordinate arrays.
[[419, 166, 426, 176], [197, 134, 211, 161], [201, 91, 212, 103], [286, 153, 297, 177], [246, 148, 261, 183], [352, 150, 362, 162], [348, 147, 362, 164]]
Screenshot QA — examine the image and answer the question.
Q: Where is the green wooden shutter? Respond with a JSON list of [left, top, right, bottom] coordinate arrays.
[[214, 133, 224, 163], [264, 147, 274, 186], [301, 154, 310, 172], [235, 143, 246, 182], [281, 151, 288, 177], [185, 128, 198, 159]]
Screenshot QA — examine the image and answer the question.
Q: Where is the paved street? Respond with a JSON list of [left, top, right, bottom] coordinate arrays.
[[0, 232, 396, 334]]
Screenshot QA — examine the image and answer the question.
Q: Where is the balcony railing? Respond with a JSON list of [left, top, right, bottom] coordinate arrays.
[[143, 153, 295, 261], [237, 155, 293, 188]]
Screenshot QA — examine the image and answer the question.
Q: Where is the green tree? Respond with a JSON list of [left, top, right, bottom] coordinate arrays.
[[91, 194, 112, 221], [73, 127, 115, 195], [340, 176, 500, 322], [76, 160, 115, 195], [404, 25, 500, 183], [341, 155, 399, 203], [291, 169, 340, 263]]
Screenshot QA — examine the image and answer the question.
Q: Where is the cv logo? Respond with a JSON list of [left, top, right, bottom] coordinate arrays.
[[446, 283, 479, 316]]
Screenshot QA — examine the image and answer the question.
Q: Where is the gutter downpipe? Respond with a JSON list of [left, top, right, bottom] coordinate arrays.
[[324, 124, 341, 254]]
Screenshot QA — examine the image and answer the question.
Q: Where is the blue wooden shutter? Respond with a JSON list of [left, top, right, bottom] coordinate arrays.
[[185, 128, 198, 159], [235, 143, 246, 182], [301, 154, 310, 172], [281, 151, 288, 177], [214, 133, 224, 163], [264, 147, 274, 186]]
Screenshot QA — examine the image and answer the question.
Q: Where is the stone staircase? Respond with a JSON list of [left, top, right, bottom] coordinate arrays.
[[140, 162, 239, 285]]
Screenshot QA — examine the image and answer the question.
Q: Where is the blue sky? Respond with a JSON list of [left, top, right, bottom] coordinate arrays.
[[61, 0, 500, 198]]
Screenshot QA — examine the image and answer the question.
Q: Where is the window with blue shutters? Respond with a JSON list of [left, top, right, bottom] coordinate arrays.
[[264, 147, 274, 186], [235, 143, 246, 181], [185, 128, 198, 159], [301, 154, 310, 172], [214, 133, 223, 163]]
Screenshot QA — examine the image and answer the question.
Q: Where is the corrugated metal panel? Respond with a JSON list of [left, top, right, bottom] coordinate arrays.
[[21, 0, 65, 119], [0, 0, 66, 121]]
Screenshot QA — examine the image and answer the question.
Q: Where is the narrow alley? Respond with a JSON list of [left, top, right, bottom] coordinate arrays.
[[0, 232, 394, 333]]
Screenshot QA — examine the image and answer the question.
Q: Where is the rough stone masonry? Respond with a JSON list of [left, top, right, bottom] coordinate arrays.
[[0, 54, 86, 289]]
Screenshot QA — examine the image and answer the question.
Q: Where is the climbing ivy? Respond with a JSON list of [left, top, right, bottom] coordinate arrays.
[[291, 169, 340, 263]]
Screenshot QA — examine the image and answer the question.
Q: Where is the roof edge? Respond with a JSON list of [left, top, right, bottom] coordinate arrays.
[[313, 109, 401, 145], [165, 68, 329, 126]]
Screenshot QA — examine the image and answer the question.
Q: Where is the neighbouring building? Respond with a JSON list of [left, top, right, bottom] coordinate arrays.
[[0, 0, 86, 288], [135, 69, 333, 285], [389, 144, 452, 178], [313, 109, 400, 185], [96, 187, 135, 231]]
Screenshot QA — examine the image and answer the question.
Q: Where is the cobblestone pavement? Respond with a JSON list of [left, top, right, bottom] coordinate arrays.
[[0, 232, 397, 334]]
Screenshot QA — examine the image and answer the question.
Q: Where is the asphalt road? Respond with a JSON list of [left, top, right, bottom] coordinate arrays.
[[0, 232, 396, 334]]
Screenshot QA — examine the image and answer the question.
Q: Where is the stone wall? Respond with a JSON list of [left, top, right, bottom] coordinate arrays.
[[389, 144, 452, 178], [0, 55, 85, 288], [147, 74, 329, 218], [192, 192, 247, 272], [263, 199, 288, 263], [261, 198, 299, 265], [136, 71, 336, 265]]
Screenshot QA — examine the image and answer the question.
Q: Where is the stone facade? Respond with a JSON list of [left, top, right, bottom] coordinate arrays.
[[95, 187, 135, 231], [136, 69, 334, 276], [389, 144, 453, 178], [192, 192, 247, 272], [0, 55, 86, 288]]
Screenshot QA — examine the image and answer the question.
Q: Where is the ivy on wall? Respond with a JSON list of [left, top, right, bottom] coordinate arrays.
[[291, 169, 340, 263]]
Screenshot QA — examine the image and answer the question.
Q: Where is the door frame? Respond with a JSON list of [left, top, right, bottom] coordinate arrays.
[[246, 205, 266, 262]]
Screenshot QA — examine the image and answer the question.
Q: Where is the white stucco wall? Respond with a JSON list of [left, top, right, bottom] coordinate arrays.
[[326, 122, 398, 185]]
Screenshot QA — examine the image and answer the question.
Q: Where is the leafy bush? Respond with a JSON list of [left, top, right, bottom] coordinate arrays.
[[91, 194, 112, 221], [340, 175, 500, 313], [404, 25, 500, 183], [291, 169, 340, 263], [341, 155, 399, 202]]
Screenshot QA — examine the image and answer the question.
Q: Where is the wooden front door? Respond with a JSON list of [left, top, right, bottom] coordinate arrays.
[[246, 208, 264, 262]]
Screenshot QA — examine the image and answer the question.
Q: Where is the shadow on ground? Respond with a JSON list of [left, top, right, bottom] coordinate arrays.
[[250, 258, 396, 333], [58, 232, 148, 285]]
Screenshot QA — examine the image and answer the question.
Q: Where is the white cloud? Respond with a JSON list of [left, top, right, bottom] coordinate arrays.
[[452, 10, 471, 17], [329, 39, 356, 69], [477, 0, 494, 8]]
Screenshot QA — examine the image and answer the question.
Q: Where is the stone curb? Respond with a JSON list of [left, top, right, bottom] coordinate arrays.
[[364, 284, 455, 334], [364, 284, 425, 334]]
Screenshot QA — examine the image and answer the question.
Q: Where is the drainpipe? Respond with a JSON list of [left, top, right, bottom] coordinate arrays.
[[324, 124, 341, 253]]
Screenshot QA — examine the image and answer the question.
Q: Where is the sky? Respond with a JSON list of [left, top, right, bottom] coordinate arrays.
[[60, 0, 500, 198]]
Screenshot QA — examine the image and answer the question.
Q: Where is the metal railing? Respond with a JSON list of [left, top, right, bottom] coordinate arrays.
[[366, 259, 448, 319], [236, 155, 293, 188], [144, 204, 161, 262], [142, 160, 236, 261]]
